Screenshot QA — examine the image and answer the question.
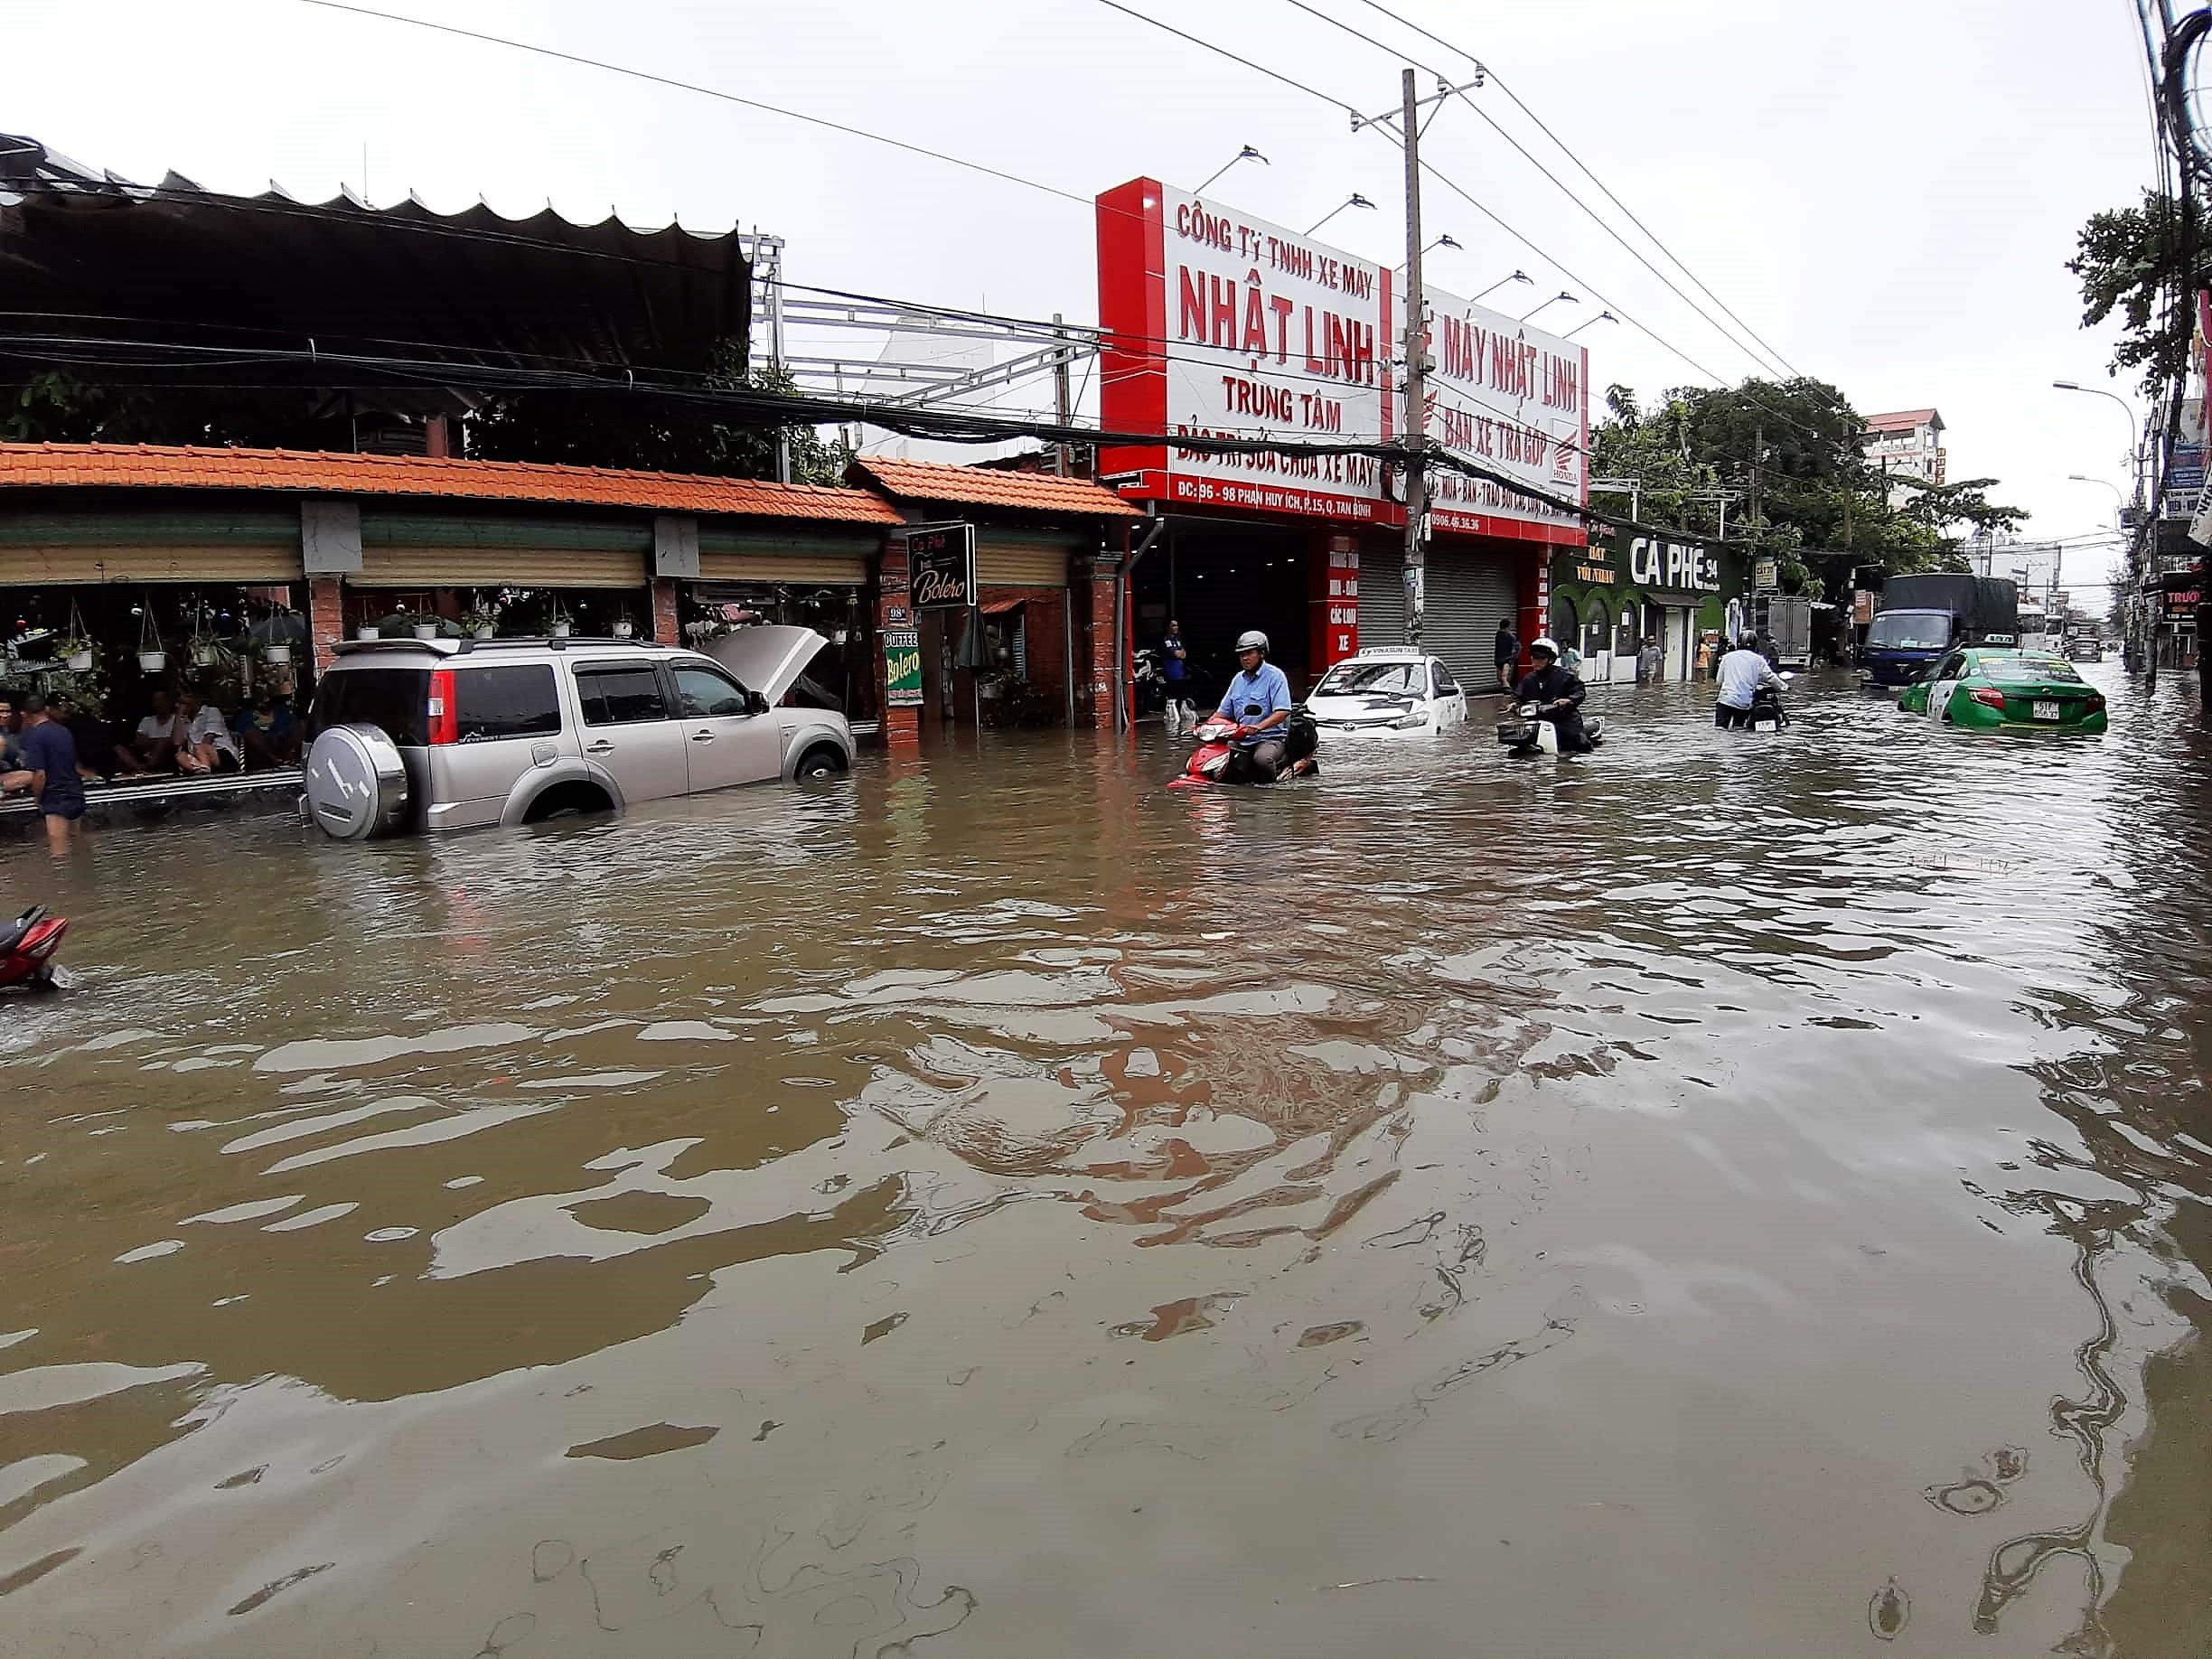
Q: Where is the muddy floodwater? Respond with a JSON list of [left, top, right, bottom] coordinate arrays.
[[3, 666, 2209, 1657]]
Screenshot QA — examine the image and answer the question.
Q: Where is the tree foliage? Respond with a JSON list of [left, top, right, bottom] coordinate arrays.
[[467, 349, 849, 485], [1590, 376, 2026, 595], [2068, 189, 2201, 401]]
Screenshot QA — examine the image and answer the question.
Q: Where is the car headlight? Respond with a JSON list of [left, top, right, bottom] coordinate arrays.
[[1392, 711, 1429, 729]]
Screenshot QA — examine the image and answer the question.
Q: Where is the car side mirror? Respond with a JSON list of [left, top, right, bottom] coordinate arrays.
[[745, 689, 770, 716]]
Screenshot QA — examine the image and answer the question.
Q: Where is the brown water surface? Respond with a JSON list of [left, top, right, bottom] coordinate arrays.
[[3, 667, 2209, 1656]]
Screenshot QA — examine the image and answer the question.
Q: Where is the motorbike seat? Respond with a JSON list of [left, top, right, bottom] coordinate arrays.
[[0, 906, 44, 955]]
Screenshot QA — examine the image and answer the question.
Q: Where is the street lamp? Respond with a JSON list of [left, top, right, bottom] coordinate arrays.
[[2052, 380, 2142, 474], [1562, 309, 1618, 340], [1464, 270, 1533, 310], [1195, 145, 1268, 197], [1304, 193, 1375, 238], [1395, 234, 1461, 278], [1519, 290, 1579, 324]]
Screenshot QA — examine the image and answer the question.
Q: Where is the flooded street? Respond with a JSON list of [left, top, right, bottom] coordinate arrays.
[[4, 665, 2210, 1657]]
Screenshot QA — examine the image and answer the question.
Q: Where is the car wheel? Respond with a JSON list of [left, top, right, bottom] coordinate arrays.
[[795, 745, 846, 780]]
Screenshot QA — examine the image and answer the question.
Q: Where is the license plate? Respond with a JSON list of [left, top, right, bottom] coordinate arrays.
[[2033, 701, 2060, 721]]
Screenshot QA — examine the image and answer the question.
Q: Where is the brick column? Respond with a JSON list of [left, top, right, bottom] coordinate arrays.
[[308, 576, 345, 671], [1079, 560, 1119, 727], [876, 544, 920, 749], [650, 576, 681, 645]]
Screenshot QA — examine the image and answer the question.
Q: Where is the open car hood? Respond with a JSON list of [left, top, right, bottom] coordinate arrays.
[[702, 624, 829, 706]]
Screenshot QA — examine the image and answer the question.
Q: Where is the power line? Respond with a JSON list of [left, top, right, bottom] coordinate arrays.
[[1280, 0, 1795, 380], [1088, 0, 1360, 117], [287, 0, 1095, 211], [1341, 0, 1804, 379]]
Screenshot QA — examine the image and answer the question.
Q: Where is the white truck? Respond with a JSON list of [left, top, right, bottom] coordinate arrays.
[[1746, 594, 1814, 670]]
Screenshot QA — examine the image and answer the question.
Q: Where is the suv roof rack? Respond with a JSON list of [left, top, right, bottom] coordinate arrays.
[[332, 635, 676, 660]]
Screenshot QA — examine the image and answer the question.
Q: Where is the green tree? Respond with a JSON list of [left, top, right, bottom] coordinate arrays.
[[2068, 189, 2201, 400], [1589, 384, 1720, 530], [467, 351, 848, 484]]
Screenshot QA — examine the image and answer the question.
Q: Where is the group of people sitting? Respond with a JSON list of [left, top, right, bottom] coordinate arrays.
[[2, 685, 303, 788]]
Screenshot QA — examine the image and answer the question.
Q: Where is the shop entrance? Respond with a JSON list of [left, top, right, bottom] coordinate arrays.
[[1132, 517, 1311, 710]]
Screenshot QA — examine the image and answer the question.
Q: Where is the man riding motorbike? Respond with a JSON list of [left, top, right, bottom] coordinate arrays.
[[1212, 630, 1310, 782], [1504, 637, 1592, 753]]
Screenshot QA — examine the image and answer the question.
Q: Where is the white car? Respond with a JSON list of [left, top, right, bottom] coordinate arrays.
[[1304, 648, 1469, 734]]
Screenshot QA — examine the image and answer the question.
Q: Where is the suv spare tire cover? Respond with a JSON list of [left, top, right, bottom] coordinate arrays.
[[305, 724, 409, 840]]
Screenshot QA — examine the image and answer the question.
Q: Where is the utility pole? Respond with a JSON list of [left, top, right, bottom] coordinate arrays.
[[1399, 66, 1429, 647], [1748, 422, 1764, 533], [1053, 312, 1073, 477]]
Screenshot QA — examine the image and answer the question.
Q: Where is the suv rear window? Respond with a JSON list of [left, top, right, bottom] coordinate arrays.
[[455, 664, 562, 741], [312, 668, 429, 746]]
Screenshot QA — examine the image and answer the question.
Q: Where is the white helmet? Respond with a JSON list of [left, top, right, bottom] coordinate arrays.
[[1235, 630, 1270, 654], [1528, 636, 1560, 657]]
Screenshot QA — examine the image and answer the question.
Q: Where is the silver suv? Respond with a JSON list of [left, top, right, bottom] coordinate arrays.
[[302, 626, 853, 839]]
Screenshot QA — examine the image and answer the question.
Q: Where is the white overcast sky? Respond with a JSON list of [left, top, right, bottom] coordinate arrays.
[[7, 0, 2158, 594]]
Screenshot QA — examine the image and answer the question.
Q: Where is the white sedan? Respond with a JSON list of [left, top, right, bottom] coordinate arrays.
[[1304, 648, 1470, 734]]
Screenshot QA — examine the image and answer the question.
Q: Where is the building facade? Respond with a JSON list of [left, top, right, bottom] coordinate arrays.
[[1095, 177, 1589, 701], [1864, 408, 1947, 506], [1547, 528, 1738, 683]]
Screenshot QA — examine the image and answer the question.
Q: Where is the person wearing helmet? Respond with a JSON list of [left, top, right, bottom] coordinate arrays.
[[1505, 636, 1591, 752], [1214, 629, 1296, 781], [1714, 630, 1786, 728]]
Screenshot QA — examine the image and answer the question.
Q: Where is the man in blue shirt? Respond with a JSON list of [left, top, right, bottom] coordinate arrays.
[[1215, 629, 1296, 781], [17, 695, 87, 850], [1160, 619, 1195, 733]]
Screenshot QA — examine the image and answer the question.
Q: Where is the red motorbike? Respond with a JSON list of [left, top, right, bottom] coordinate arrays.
[[0, 906, 69, 991], [1168, 717, 1319, 788]]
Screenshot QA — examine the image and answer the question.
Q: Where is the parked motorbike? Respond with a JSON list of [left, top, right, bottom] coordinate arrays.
[[0, 905, 69, 991], [1495, 701, 1607, 757], [1169, 716, 1319, 788]]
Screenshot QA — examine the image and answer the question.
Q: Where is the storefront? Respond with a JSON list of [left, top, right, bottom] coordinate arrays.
[[1548, 529, 1734, 682], [1095, 176, 1589, 705], [2153, 566, 2202, 670], [849, 456, 1136, 735], [0, 445, 907, 745]]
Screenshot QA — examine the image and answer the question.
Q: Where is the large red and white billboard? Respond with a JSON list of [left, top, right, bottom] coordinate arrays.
[[1097, 177, 1392, 520], [1422, 285, 1588, 545], [1097, 177, 1589, 545]]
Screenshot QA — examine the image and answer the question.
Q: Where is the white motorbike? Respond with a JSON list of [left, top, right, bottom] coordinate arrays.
[[1495, 700, 1606, 756]]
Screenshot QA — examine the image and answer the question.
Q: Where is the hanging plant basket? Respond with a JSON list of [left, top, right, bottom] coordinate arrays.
[[136, 594, 167, 674], [413, 622, 441, 641], [262, 642, 293, 665], [138, 650, 167, 672], [67, 649, 95, 672], [356, 625, 380, 641]]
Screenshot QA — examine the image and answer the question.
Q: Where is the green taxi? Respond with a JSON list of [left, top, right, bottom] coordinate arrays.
[[1897, 647, 2107, 733]]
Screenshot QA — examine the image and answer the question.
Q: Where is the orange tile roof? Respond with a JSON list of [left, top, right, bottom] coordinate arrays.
[[0, 443, 905, 525], [1863, 408, 1942, 433], [852, 455, 1141, 519]]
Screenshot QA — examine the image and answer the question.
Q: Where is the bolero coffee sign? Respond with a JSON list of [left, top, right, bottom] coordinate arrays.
[[906, 522, 977, 610]]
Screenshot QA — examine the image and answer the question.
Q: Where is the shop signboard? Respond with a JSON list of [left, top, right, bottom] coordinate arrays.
[[1421, 286, 1589, 545], [884, 628, 923, 707], [906, 523, 976, 610], [1097, 178, 1392, 521]]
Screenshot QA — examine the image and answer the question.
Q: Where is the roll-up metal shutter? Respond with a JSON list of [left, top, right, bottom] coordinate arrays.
[[353, 547, 646, 588], [695, 551, 869, 585], [356, 510, 650, 588], [0, 509, 302, 584], [1423, 546, 1518, 687], [1361, 543, 1405, 650], [975, 532, 1077, 586]]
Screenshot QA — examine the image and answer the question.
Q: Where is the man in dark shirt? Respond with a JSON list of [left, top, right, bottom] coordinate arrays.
[[18, 695, 87, 850], [1494, 616, 1520, 691], [1505, 638, 1591, 752]]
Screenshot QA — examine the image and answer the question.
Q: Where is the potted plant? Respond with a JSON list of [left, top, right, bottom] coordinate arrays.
[[136, 602, 166, 673], [612, 613, 635, 639], [53, 634, 95, 672], [356, 622, 380, 641], [261, 605, 300, 663], [548, 602, 573, 639], [263, 640, 294, 664], [412, 613, 442, 640], [463, 600, 502, 640]]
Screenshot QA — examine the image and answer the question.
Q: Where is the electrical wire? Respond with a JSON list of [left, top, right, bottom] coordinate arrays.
[[1280, 0, 1795, 380], [1338, 0, 1804, 379], [287, 0, 1096, 210]]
